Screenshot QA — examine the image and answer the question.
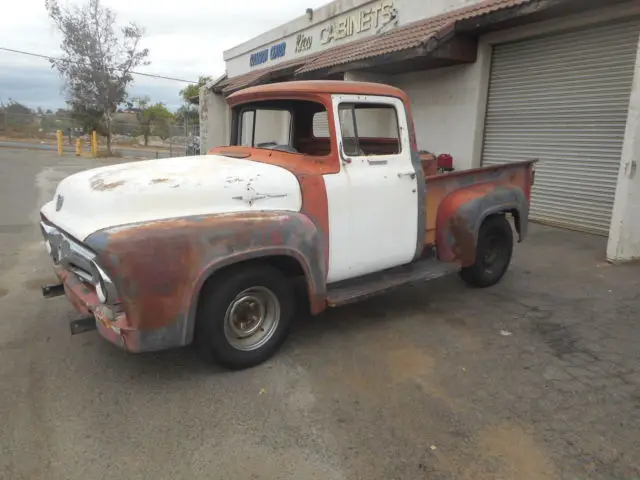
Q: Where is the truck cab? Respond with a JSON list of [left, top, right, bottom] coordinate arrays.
[[40, 80, 535, 370]]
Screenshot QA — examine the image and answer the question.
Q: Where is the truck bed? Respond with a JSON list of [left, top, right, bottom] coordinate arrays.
[[421, 160, 536, 249]]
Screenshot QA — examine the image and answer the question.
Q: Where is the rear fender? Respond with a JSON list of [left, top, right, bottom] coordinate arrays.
[[436, 184, 528, 266]]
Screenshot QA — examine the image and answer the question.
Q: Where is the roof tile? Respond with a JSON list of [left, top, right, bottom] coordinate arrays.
[[220, 0, 534, 93], [298, 0, 533, 73]]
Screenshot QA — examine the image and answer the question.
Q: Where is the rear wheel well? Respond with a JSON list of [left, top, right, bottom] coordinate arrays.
[[481, 210, 518, 234], [505, 209, 520, 239]]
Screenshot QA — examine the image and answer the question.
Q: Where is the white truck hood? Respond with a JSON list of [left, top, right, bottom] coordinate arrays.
[[40, 154, 302, 240]]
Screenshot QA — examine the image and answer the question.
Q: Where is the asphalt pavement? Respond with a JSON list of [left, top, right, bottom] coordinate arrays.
[[0, 139, 175, 159], [0, 147, 639, 480]]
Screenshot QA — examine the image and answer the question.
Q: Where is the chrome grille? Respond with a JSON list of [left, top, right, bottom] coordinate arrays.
[[40, 221, 97, 285]]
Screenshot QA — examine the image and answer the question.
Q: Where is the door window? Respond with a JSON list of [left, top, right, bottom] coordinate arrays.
[[338, 103, 401, 156]]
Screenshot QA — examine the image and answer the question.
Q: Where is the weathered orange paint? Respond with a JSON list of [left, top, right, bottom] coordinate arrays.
[[218, 81, 415, 270], [42, 80, 537, 356], [227, 80, 412, 107], [424, 161, 534, 247], [429, 161, 536, 265]]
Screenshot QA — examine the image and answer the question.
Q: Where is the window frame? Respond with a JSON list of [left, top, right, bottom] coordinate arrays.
[[336, 101, 403, 157]]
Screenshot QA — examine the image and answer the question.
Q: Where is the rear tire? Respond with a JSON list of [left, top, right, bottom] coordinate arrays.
[[459, 215, 513, 288], [195, 264, 294, 370]]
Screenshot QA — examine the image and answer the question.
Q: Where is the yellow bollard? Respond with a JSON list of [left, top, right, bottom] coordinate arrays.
[[75, 138, 82, 156], [91, 131, 98, 157], [56, 130, 64, 156]]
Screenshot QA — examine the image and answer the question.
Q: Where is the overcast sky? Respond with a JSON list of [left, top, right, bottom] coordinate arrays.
[[0, 0, 328, 111]]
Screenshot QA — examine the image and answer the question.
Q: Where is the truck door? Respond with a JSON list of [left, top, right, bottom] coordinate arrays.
[[323, 94, 419, 283]]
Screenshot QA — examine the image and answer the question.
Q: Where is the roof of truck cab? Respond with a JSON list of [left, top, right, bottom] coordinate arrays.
[[227, 80, 410, 106]]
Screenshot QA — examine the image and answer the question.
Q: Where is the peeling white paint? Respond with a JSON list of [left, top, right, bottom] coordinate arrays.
[[40, 155, 302, 241]]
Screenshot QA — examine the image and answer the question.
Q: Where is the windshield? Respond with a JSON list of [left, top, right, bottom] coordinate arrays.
[[239, 108, 293, 152], [231, 99, 331, 156]]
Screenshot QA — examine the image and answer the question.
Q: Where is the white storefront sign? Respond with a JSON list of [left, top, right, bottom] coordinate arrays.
[[226, 0, 398, 77]]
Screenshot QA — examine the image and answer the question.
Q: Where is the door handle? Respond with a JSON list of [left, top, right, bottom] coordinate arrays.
[[398, 171, 416, 180], [367, 158, 388, 166]]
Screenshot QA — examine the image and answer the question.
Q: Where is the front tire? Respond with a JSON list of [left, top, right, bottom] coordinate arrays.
[[196, 264, 294, 370], [459, 215, 514, 288]]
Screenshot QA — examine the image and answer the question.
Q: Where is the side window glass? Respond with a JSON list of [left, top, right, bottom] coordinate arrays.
[[312, 111, 329, 138], [338, 105, 360, 156], [240, 110, 255, 146], [337, 102, 401, 156]]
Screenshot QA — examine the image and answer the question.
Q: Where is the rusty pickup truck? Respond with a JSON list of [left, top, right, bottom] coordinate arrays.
[[40, 80, 536, 370]]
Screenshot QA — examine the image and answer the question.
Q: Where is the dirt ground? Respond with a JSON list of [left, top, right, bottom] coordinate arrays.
[[0, 147, 638, 480]]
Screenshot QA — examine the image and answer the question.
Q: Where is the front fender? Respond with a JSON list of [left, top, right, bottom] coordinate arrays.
[[436, 184, 528, 266], [85, 211, 326, 348]]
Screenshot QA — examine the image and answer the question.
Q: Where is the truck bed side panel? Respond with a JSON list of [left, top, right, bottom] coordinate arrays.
[[424, 162, 535, 265]]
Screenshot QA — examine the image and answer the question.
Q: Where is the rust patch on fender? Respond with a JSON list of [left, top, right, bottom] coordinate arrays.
[[430, 161, 534, 266], [448, 215, 476, 266], [91, 178, 125, 191], [85, 211, 327, 337]]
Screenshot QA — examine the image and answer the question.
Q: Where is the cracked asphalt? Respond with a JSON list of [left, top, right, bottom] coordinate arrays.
[[0, 148, 639, 479]]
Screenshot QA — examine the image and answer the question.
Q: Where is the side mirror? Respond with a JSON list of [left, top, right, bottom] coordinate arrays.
[[339, 141, 352, 165]]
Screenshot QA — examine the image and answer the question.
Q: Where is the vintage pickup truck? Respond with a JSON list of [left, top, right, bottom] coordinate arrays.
[[40, 80, 536, 369]]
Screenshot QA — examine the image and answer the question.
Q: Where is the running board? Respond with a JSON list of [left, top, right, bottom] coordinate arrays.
[[326, 259, 460, 307]]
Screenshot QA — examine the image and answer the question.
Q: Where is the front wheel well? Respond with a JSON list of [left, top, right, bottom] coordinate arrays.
[[199, 256, 306, 290], [192, 255, 309, 333]]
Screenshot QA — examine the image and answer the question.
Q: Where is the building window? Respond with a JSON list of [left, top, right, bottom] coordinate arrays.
[[338, 103, 401, 156]]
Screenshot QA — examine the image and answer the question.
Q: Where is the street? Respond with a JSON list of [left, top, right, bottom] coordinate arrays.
[[0, 147, 639, 480], [0, 140, 176, 159]]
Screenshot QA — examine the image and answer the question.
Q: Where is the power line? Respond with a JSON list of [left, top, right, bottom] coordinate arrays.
[[0, 46, 197, 83]]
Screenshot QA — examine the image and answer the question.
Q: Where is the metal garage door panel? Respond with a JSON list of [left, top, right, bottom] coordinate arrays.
[[482, 18, 639, 235]]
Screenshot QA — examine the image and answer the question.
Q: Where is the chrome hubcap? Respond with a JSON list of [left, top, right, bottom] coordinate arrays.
[[223, 286, 280, 351]]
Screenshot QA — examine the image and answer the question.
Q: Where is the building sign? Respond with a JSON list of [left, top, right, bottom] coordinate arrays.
[[320, 1, 396, 45], [249, 41, 287, 67], [295, 33, 313, 53], [247, 1, 397, 69]]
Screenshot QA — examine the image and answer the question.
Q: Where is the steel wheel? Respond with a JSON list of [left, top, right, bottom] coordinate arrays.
[[459, 215, 513, 288], [223, 286, 281, 351]]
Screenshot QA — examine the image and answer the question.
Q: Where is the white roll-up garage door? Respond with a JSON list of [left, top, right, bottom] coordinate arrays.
[[482, 18, 639, 235]]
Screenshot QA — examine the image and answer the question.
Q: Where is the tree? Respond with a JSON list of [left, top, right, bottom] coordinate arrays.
[[179, 76, 212, 105], [153, 121, 171, 141], [45, 0, 150, 155], [175, 104, 199, 126], [69, 104, 108, 136], [131, 96, 173, 146], [4, 100, 35, 127]]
